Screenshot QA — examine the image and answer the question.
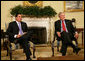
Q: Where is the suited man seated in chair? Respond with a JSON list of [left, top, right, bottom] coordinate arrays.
[[6, 13, 33, 60], [55, 12, 81, 56]]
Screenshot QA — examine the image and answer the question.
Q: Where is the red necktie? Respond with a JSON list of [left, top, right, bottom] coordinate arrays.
[[62, 20, 66, 31]]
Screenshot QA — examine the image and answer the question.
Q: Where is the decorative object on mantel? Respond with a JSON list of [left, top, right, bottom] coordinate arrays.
[[10, 5, 57, 18], [23, 1, 43, 7]]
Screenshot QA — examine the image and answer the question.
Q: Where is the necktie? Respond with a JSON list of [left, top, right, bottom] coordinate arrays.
[[62, 20, 66, 31], [18, 22, 23, 35]]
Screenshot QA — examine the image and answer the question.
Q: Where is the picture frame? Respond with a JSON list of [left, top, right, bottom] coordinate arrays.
[[64, 1, 84, 12], [23, 1, 43, 7]]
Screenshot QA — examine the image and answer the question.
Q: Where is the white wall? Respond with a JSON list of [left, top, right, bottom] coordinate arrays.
[[1, 1, 84, 31]]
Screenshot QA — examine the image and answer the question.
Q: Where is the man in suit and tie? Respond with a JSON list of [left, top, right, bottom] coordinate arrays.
[[6, 13, 32, 60], [55, 12, 81, 56]]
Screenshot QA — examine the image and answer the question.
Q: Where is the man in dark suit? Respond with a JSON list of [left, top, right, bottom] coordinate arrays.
[[55, 12, 81, 56], [6, 13, 32, 60]]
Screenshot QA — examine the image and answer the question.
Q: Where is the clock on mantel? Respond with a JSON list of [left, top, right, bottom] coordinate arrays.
[[23, 1, 43, 7]]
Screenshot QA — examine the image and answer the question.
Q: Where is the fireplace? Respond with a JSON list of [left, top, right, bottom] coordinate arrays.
[[18, 17, 54, 44], [28, 27, 47, 44]]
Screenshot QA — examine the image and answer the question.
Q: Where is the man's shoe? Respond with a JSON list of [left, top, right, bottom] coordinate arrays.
[[76, 48, 81, 54], [28, 58, 32, 60], [26, 58, 32, 60], [33, 55, 36, 58], [73, 50, 76, 53], [62, 53, 66, 56]]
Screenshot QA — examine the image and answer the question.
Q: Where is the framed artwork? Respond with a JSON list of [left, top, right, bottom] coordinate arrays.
[[64, 1, 84, 12], [23, 1, 43, 7]]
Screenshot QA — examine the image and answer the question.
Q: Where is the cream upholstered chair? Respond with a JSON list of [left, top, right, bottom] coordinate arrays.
[[51, 18, 78, 56], [5, 22, 36, 60]]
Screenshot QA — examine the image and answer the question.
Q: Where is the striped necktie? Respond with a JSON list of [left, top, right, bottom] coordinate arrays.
[[18, 22, 23, 35]]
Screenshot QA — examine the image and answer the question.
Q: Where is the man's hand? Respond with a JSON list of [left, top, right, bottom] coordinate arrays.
[[57, 32, 61, 37], [16, 34, 21, 38], [74, 32, 79, 39]]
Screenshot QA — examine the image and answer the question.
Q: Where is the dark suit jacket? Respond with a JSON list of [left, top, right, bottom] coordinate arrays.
[[55, 19, 76, 41], [6, 21, 28, 42]]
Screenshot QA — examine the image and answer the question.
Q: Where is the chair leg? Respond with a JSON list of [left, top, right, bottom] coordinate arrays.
[[7, 45, 12, 60], [9, 45, 12, 60], [33, 48, 36, 58], [52, 47, 54, 56], [7, 47, 8, 56], [33, 44, 36, 58], [52, 42, 54, 56], [10, 50, 12, 60]]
